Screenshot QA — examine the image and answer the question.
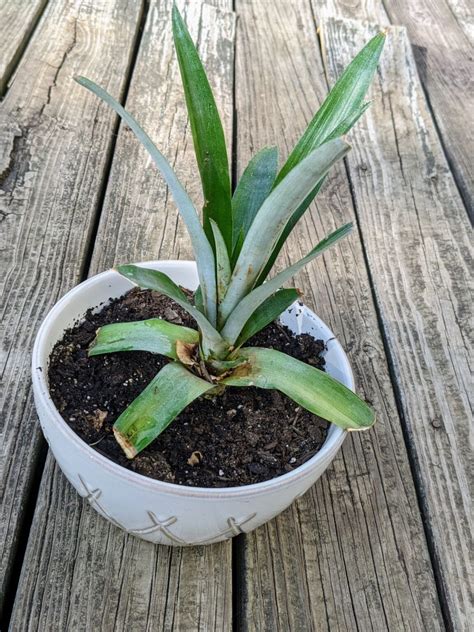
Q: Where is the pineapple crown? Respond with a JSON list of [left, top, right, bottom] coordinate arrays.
[[74, 6, 385, 458]]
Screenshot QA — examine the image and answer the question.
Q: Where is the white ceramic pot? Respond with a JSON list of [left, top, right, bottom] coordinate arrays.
[[32, 261, 351, 546]]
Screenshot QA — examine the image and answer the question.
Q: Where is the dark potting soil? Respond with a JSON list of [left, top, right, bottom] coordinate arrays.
[[48, 287, 329, 487]]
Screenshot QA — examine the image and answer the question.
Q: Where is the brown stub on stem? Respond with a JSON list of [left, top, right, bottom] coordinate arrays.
[[176, 340, 198, 366], [113, 427, 137, 459]]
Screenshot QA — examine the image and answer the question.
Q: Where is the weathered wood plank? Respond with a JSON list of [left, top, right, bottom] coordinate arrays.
[[445, 0, 474, 43], [234, 1, 445, 630], [0, 0, 49, 94], [312, 0, 474, 217], [11, 455, 231, 631], [311, 0, 388, 23], [9, 1, 235, 630], [0, 0, 145, 620], [323, 18, 473, 630]]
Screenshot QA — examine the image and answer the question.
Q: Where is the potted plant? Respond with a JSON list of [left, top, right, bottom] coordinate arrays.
[[32, 7, 385, 546]]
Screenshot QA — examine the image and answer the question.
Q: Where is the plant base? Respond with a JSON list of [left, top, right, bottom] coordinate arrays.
[[48, 287, 329, 487]]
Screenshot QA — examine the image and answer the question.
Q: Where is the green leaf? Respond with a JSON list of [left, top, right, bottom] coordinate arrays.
[[172, 4, 232, 250], [231, 147, 278, 254], [235, 288, 300, 347], [325, 101, 371, 140], [114, 362, 214, 457], [221, 224, 352, 344], [193, 285, 205, 314], [223, 347, 375, 431], [260, 33, 385, 283], [231, 229, 245, 268], [117, 264, 229, 359], [207, 356, 247, 374], [255, 178, 324, 285], [256, 104, 369, 285], [74, 76, 218, 326], [89, 319, 199, 359], [210, 219, 231, 303], [218, 139, 350, 324], [276, 32, 385, 183]]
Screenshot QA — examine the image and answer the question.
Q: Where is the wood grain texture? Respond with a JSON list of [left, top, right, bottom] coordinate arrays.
[[0, 0, 49, 94], [11, 455, 231, 631], [323, 18, 473, 631], [311, 0, 474, 218], [0, 0, 145, 619], [445, 0, 474, 43], [234, 2, 444, 630], [9, 1, 236, 630]]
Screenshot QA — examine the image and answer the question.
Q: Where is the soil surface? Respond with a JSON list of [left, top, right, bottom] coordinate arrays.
[[48, 287, 329, 487]]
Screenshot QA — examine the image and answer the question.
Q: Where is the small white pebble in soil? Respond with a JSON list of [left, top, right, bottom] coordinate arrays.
[[237, 404, 243, 409], [218, 469, 224, 477], [289, 457, 296, 464]]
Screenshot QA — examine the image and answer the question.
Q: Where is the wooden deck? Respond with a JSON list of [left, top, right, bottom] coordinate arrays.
[[0, 1, 472, 630]]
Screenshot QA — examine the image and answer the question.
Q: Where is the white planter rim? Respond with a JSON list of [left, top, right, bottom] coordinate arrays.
[[32, 260, 351, 499]]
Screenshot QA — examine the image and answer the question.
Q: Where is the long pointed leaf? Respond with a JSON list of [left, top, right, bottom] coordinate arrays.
[[74, 76, 218, 325], [114, 362, 214, 457], [218, 139, 350, 323], [117, 264, 229, 358], [89, 319, 198, 359], [256, 178, 324, 285], [326, 101, 371, 140], [172, 5, 232, 250], [256, 104, 371, 285], [210, 219, 231, 303], [276, 32, 385, 183], [221, 224, 352, 344], [232, 146, 278, 253], [260, 33, 385, 282], [235, 289, 300, 347], [223, 347, 374, 431]]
